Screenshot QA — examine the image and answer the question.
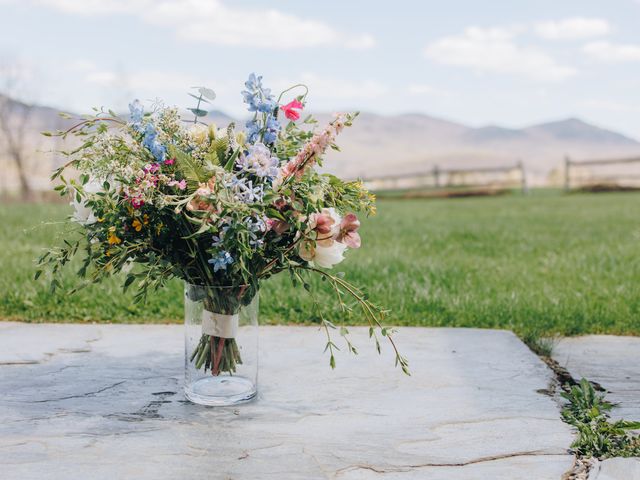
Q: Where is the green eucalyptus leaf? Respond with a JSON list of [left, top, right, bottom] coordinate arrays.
[[188, 92, 210, 104], [188, 108, 208, 117], [197, 87, 216, 100]]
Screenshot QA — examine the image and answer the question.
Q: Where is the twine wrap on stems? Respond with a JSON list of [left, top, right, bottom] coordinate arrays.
[[201, 311, 239, 338]]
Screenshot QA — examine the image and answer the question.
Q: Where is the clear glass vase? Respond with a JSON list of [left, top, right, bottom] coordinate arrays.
[[184, 283, 258, 406]]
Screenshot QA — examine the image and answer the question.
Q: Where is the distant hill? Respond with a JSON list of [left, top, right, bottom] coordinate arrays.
[[524, 118, 638, 145], [316, 112, 640, 182], [2, 95, 640, 191]]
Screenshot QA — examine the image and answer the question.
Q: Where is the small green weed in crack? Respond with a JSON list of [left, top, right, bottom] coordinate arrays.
[[561, 378, 640, 458]]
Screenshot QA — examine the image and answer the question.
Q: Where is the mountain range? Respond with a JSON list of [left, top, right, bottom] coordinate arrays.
[[2, 95, 640, 191]]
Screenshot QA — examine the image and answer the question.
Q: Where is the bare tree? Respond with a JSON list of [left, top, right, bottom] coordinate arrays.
[[0, 95, 33, 199], [0, 66, 33, 199]]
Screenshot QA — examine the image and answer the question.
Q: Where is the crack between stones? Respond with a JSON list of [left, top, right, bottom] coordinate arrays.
[[533, 351, 600, 479], [27, 381, 126, 403], [334, 450, 566, 475]]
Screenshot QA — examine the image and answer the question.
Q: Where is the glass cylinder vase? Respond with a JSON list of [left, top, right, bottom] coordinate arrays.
[[184, 283, 258, 406]]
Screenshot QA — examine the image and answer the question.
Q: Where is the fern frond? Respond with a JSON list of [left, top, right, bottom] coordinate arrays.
[[168, 146, 207, 191]]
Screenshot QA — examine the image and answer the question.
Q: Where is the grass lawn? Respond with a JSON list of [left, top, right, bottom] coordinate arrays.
[[1, 191, 639, 340]]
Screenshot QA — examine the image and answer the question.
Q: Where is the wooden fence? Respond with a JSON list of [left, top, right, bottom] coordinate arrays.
[[360, 161, 528, 195], [564, 155, 640, 191]]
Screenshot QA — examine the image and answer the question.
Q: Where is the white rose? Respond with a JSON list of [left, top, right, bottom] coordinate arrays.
[[298, 207, 347, 268], [71, 179, 103, 225], [313, 241, 347, 268]]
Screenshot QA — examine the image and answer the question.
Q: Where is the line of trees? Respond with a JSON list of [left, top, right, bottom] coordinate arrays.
[[0, 61, 35, 200]]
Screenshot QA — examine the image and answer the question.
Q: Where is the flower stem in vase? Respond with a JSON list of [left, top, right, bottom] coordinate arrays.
[[189, 286, 252, 375]]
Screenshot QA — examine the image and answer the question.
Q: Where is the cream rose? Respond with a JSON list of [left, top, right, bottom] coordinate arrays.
[[189, 123, 209, 144]]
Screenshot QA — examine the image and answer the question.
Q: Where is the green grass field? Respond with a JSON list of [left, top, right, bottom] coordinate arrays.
[[1, 192, 639, 340]]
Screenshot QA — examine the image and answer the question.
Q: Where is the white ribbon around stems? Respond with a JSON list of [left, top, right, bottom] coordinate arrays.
[[201, 310, 239, 338]]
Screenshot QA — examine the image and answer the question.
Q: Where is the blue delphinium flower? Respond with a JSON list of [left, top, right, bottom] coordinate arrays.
[[241, 73, 280, 146], [129, 100, 144, 132], [208, 251, 234, 272], [211, 234, 223, 248], [245, 215, 267, 248], [226, 176, 264, 203], [128, 99, 167, 162], [211, 224, 230, 248], [142, 123, 167, 162], [245, 119, 260, 144], [263, 116, 281, 145], [242, 73, 276, 113]]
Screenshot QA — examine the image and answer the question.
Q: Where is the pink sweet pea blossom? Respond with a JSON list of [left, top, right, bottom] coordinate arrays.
[[337, 213, 361, 248], [164, 158, 176, 166], [281, 99, 304, 121]]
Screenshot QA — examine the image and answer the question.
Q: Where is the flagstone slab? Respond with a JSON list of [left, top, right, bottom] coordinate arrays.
[[0, 323, 574, 479], [553, 335, 640, 422], [588, 457, 640, 480]]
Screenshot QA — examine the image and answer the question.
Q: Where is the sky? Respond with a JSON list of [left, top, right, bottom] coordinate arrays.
[[1, 0, 640, 138]]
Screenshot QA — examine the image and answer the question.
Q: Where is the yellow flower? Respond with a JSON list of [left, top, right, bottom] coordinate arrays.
[[132, 215, 149, 232], [107, 226, 121, 245]]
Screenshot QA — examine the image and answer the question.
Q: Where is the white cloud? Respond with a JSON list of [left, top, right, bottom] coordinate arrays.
[[424, 26, 576, 82], [535, 17, 611, 40], [292, 73, 387, 100], [580, 99, 640, 112], [583, 41, 640, 62], [31, 0, 375, 50], [407, 84, 449, 96]]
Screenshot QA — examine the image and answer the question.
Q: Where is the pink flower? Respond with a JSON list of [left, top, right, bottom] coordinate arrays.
[[164, 158, 176, 166], [143, 163, 160, 174], [131, 197, 145, 209], [337, 213, 361, 248], [281, 99, 304, 121], [313, 213, 334, 236], [266, 218, 289, 235], [168, 179, 187, 190]]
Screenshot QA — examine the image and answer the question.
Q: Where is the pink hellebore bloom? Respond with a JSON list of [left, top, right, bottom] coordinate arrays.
[[266, 218, 289, 235], [310, 211, 337, 247], [337, 213, 361, 248], [281, 99, 304, 121], [314, 213, 334, 236]]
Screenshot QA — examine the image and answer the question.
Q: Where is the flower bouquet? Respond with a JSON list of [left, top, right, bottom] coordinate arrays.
[[38, 73, 408, 404]]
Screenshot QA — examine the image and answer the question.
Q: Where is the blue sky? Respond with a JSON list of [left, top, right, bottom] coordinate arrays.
[[1, 0, 640, 137]]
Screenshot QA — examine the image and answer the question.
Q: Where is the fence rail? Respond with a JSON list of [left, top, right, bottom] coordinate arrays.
[[359, 161, 528, 194], [564, 155, 640, 191]]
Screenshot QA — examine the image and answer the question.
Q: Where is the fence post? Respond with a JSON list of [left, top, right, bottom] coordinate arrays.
[[517, 160, 528, 195], [433, 165, 440, 188], [564, 155, 571, 192]]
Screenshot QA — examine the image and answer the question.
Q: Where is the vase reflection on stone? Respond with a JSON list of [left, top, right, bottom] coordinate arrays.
[[184, 283, 258, 406]]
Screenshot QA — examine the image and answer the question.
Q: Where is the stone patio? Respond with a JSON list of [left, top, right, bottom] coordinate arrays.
[[552, 335, 640, 480], [553, 335, 640, 422], [0, 323, 575, 479]]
